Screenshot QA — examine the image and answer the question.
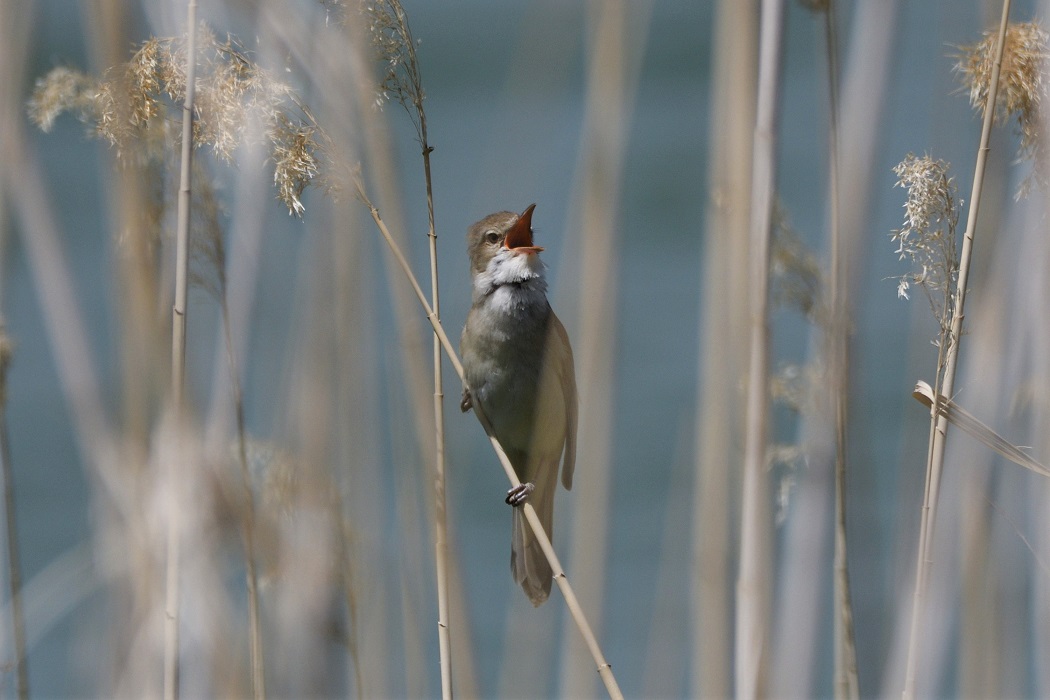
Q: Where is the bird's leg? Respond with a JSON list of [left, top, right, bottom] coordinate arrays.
[[460, 388, 473, 413], [505, 482, 534, 507]]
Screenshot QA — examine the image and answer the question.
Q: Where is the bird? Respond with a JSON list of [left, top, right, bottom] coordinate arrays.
[[459, 203, 577, 607]]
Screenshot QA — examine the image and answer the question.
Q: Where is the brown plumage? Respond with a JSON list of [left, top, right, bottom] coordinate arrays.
[[460, 204, 577, 606]]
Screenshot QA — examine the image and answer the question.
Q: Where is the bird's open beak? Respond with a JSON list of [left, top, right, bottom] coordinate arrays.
[[504, 203, 544, 254]]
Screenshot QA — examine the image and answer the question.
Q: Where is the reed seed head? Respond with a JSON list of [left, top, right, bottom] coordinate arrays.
[[956, 21, 1050, 196], [890, 154, 960, 337], [27, 26, 325, 216]]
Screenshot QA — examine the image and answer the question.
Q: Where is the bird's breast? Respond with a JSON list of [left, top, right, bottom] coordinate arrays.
[[461, 288, 564, 462]]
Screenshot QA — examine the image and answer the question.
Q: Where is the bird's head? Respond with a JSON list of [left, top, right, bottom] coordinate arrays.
[[467, 204, 546, 291]]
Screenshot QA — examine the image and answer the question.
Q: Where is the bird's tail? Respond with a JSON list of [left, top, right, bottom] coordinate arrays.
[[510, 473, 557, 607]]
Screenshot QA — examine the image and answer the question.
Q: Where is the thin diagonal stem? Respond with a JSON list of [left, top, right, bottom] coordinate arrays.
[[901, 2, 1012, 697]]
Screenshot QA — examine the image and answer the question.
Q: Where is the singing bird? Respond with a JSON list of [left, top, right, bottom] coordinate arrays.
[[460, 204, 578, 606]]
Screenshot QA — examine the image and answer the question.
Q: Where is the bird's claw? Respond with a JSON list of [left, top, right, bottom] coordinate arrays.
[[460, 389, 473, 413], [505, 482, 534, 507]]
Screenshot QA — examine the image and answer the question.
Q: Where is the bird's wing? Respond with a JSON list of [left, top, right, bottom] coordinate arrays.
[[548, 310, 577, 490]]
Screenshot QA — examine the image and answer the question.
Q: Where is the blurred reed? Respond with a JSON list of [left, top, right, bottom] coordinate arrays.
[[736, 0, 785, 696], [693, 1, 755, 697], [555, 1, 650, 697], [0, 3, 30, 697]]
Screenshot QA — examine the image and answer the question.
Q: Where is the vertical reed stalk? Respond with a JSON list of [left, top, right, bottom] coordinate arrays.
[[901, 2, 1012, 697], [738, 0, 785, 696], [694, 2, 756, 696], [416, 69, 454, 700], [0, 394, 26, 700], [423, 120, 454, 700], [829, 0, 901, 690], [166, 3, 197, 699], [559, 1, 649, 696], [398, 15, 454, 700], [219, 299, 266, 700], [362, 3, 454, 691], [0, 334, 26, 700], [0, 8, 27, 695], [821, 2, 860, 697]]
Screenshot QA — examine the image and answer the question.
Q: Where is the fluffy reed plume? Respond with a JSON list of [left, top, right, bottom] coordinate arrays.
[[767, 362, 814, 523], [26, 28, 322, 216], [767, 208, 823, 523], [956, 21, 1049, 195], [890, 154, 960, 347], [364, 1, 426, 127], [770, 206, 823, 321]]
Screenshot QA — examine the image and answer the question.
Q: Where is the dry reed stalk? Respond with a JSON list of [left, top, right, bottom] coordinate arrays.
[[694, 2, 756, 697], [422, 119, 454, 700], [196, 115, 270, 700], [820, 3, 903, 692], [1038, 53, 1050, 685], [941, 21, 1050, 684], [817, 2, 860, 696], [354, 181, 624, 700], [220, 299, 266, 700], [557, 1, 650, 696], [383, 5, 454, 694], [771, 4, 857, 695], [0, 327, 25, 700], [357, 2, 457, 693], [151, 14, 270, 699], [641, 423, 693, 698], [901, 2, 1013, 698], [737, 0, 785, 696], [84, 1, 164, 451], [0, 4, 29, 697], [958, 474, 997, 697], [165, 5, 197, 698]]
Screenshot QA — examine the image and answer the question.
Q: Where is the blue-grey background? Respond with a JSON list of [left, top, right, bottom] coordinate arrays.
[[6, 0, 1044, 697]]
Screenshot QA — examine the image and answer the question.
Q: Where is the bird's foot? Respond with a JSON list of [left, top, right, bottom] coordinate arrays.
[[505, 482, 535, 507], [460, 389, 473, 413]]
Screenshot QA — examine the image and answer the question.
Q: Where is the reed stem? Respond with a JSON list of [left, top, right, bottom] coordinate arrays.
[[737, 0, 784, 695], [418, 82, 453, 700], [0, 335, 27, 700], [901, 2, 1012, 697], [822, 1, 860, 697], [166, 3, 197, 698]]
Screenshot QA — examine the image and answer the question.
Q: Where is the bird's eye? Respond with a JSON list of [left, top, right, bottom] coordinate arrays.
[[484, 230, 500, 244]]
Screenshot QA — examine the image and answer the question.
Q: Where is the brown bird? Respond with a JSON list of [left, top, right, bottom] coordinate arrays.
[[459, 204, 577, 606]]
